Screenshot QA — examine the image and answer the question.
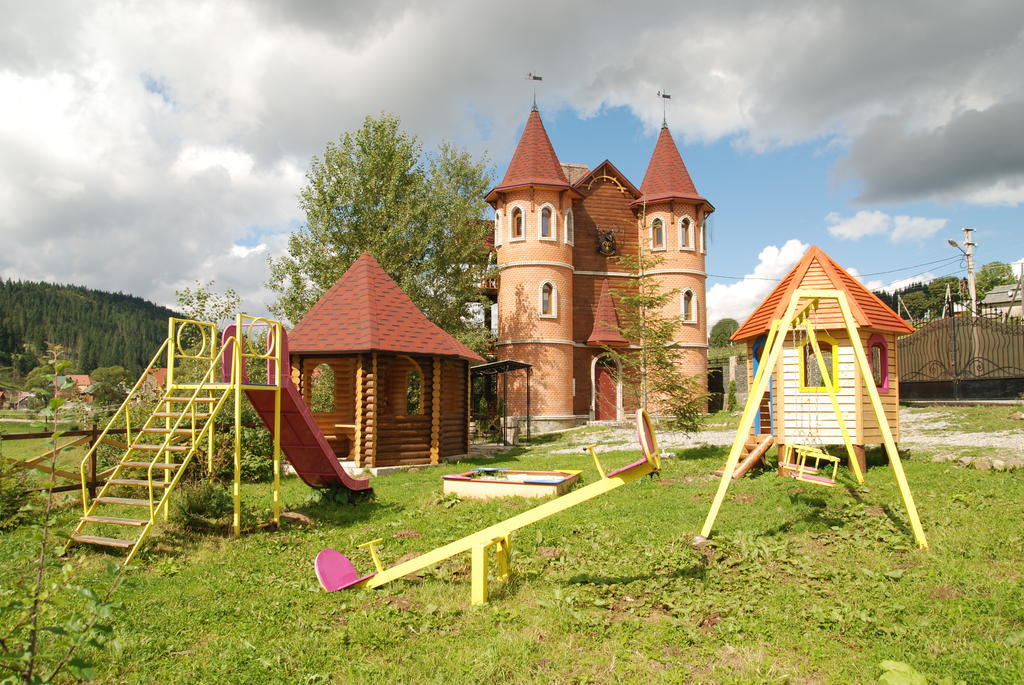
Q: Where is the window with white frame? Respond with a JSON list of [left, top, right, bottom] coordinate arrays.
[[681, 289, 697, 322], [494, 211, 502, 246], [699, 218, 707, 254], [679, 217, 692, 250], [651, 218, 665, 250], [539, 281, 557, 318], [510, 207, 524, 241], [564, 209, 574, 245], [539, 205, 555, 240]]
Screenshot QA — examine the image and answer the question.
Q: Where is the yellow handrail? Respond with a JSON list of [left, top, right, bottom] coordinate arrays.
[[78, 339, 169, 514]]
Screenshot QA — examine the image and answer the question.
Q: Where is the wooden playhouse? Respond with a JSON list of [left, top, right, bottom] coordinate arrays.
[[287, 252, 484, 469], [730, 245, 914, 472]]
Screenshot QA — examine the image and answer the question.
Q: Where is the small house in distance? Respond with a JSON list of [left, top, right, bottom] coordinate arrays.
[[287, 252, 484, 469]]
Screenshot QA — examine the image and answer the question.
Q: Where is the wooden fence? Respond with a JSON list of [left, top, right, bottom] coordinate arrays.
[[1, 422, 264, 495]]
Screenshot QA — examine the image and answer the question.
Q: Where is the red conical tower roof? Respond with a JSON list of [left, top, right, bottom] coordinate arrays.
[[636, 125, 706, 206], [486, 109, 571, 201], [587, 280, 629, 347], [288, 252, 483, 361]]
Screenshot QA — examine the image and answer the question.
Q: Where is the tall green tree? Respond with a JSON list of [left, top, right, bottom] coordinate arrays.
[[175, 280, 240, 325], [89, 365, 131, 407], [601, 243, 706, 432], [976, 261, 1016, 300], [709, 318, 739, 348], [267, 113, 494, 352]]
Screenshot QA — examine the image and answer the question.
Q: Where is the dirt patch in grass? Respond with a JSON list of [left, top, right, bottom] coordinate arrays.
[[930, 585, 961, 600], [698, 611, 722, 631], [393, 529, 421, 539], [733, 492, 759, 503], [536, 546, 562, 559]]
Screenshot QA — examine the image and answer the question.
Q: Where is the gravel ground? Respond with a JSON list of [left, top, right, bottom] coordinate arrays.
[[551, 408, 1023, 457]]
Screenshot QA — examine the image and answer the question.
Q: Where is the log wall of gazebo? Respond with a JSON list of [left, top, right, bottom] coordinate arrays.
[[293, 352, 470, 469]]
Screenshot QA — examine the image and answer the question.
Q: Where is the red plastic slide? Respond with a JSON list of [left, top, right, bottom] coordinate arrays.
[[221, 325, 372, 493]]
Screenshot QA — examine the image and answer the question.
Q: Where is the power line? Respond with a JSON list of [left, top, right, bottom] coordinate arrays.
[[707, 254, 962, 284]]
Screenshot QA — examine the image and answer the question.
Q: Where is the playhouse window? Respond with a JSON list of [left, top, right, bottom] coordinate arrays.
[[680, 217, 692, 249], [800, 336, 838, 392], [406, 368, 423, 414], [652, 219, 665, 250], [540, 282, 556, 317], [511, 207, 524, 240], [867, 334, 890, 391], [682, 290, 696, 322], [540, 207, 554, 239], [310, 363, 335, 413], [564, 209, 574, 245]]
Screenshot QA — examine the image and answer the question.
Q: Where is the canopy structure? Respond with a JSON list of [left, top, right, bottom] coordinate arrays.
[[471, 360, 532, 445]]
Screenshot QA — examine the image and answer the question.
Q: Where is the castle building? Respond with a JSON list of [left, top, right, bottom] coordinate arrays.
[[486, 107, 713, 431]]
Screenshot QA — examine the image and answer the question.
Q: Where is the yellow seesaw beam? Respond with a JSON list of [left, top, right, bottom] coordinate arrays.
[[340, 410, 662, 604]]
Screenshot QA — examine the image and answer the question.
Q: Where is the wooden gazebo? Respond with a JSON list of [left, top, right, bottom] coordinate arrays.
[[288, 252, 484, 469]]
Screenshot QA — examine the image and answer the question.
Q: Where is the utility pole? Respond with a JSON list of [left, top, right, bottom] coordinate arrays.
[[963, 227, 977, 316]]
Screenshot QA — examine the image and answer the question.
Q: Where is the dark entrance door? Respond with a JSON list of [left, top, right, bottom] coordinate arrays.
[[595, 357, 617, 420], [707, 367, 724, 412]]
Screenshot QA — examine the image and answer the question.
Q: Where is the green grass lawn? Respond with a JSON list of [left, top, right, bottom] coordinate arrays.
[[2, 419, 1023, 683]]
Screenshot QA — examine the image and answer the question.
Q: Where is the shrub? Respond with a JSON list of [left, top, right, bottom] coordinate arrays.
[[726, 380, 737, 412], [0, 452, 36, 531], [169, 482, 234, 533]]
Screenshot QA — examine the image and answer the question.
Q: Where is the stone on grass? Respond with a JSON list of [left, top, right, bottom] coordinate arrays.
[[973, 459, 992, 471], [1009, 411, 1024, 420], [958, 457, 974, 468]]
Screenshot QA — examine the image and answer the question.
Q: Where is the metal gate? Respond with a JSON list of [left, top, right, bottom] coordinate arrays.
[[900, 315, 1024, 400]]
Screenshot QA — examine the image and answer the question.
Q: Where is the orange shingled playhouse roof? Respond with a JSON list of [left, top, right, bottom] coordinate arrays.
[[732, 245, 914, 342], [288, 252, 483, 362]]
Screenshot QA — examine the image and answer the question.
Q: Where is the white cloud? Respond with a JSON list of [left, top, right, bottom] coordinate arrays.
[[825, 210, 890, 240], [826, 211, 947, 242], [872, 272, 937, 295], [707, 239, 808, 326]]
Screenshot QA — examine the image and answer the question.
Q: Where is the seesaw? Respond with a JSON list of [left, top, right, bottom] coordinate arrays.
[[315, 409, 662, 605]]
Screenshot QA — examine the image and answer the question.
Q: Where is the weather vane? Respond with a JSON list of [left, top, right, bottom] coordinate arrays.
[[527, 73, 543, 111], [657, 90, 671, 127]]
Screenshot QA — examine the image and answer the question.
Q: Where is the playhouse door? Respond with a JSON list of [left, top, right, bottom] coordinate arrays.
[[594, 357, 618, 421]]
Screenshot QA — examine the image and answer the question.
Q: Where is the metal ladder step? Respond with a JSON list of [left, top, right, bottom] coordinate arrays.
[[120, 461, 180, 469], [130, 444, 190, 452], [108, 478, 169, 488], [163, 397, 219, 403], [82, 515, 148, 527], [72, 534, 135, 549], [152, 412, 212, 418], [94, 496, 153, 507], [142, 427, 197, 435]]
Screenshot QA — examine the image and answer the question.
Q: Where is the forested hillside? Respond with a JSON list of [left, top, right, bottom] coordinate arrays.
[[0, 280, 179, 378]]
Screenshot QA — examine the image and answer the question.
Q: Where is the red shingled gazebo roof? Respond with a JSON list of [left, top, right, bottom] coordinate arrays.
[[634, 125, 708, 207], [732, 245, 914, 342], [587, 280, 629, 347], [288, 252, 483, 361], [485, 109, 577, 202]]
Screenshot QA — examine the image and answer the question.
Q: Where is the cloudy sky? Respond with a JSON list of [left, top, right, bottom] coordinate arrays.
[[2, 0, 1023, 326]]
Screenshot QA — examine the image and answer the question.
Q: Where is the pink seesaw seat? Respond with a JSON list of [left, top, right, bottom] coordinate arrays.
[[315, 548, 376, 592]]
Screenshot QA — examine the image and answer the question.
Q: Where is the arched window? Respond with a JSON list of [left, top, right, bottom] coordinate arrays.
[[651, 219, 665, 250], [699, 218, 707, 254], [564, 209, 574, 245], [406, 367, 423, 414], [540, 281, 556, 318], [679, 217, 692, 250], [511, 207, 524, 241], [681, 290, 696, 322], [310, 363, 335, 413], [867, 333, 890, 392], [493, 212, 502, 247], [800, 334, 839, 392], [540, 206, 554, 240]]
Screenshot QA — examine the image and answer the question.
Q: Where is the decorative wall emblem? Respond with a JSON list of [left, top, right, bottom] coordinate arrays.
[[597, 228, 617, 256]]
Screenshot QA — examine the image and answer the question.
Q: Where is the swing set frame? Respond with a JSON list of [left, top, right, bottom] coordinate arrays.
[[698, 288, 928, 550]]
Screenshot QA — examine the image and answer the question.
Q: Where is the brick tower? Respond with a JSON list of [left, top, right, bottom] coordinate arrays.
[[634, 124, 711, 385], [487, 109, 713, 431]]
